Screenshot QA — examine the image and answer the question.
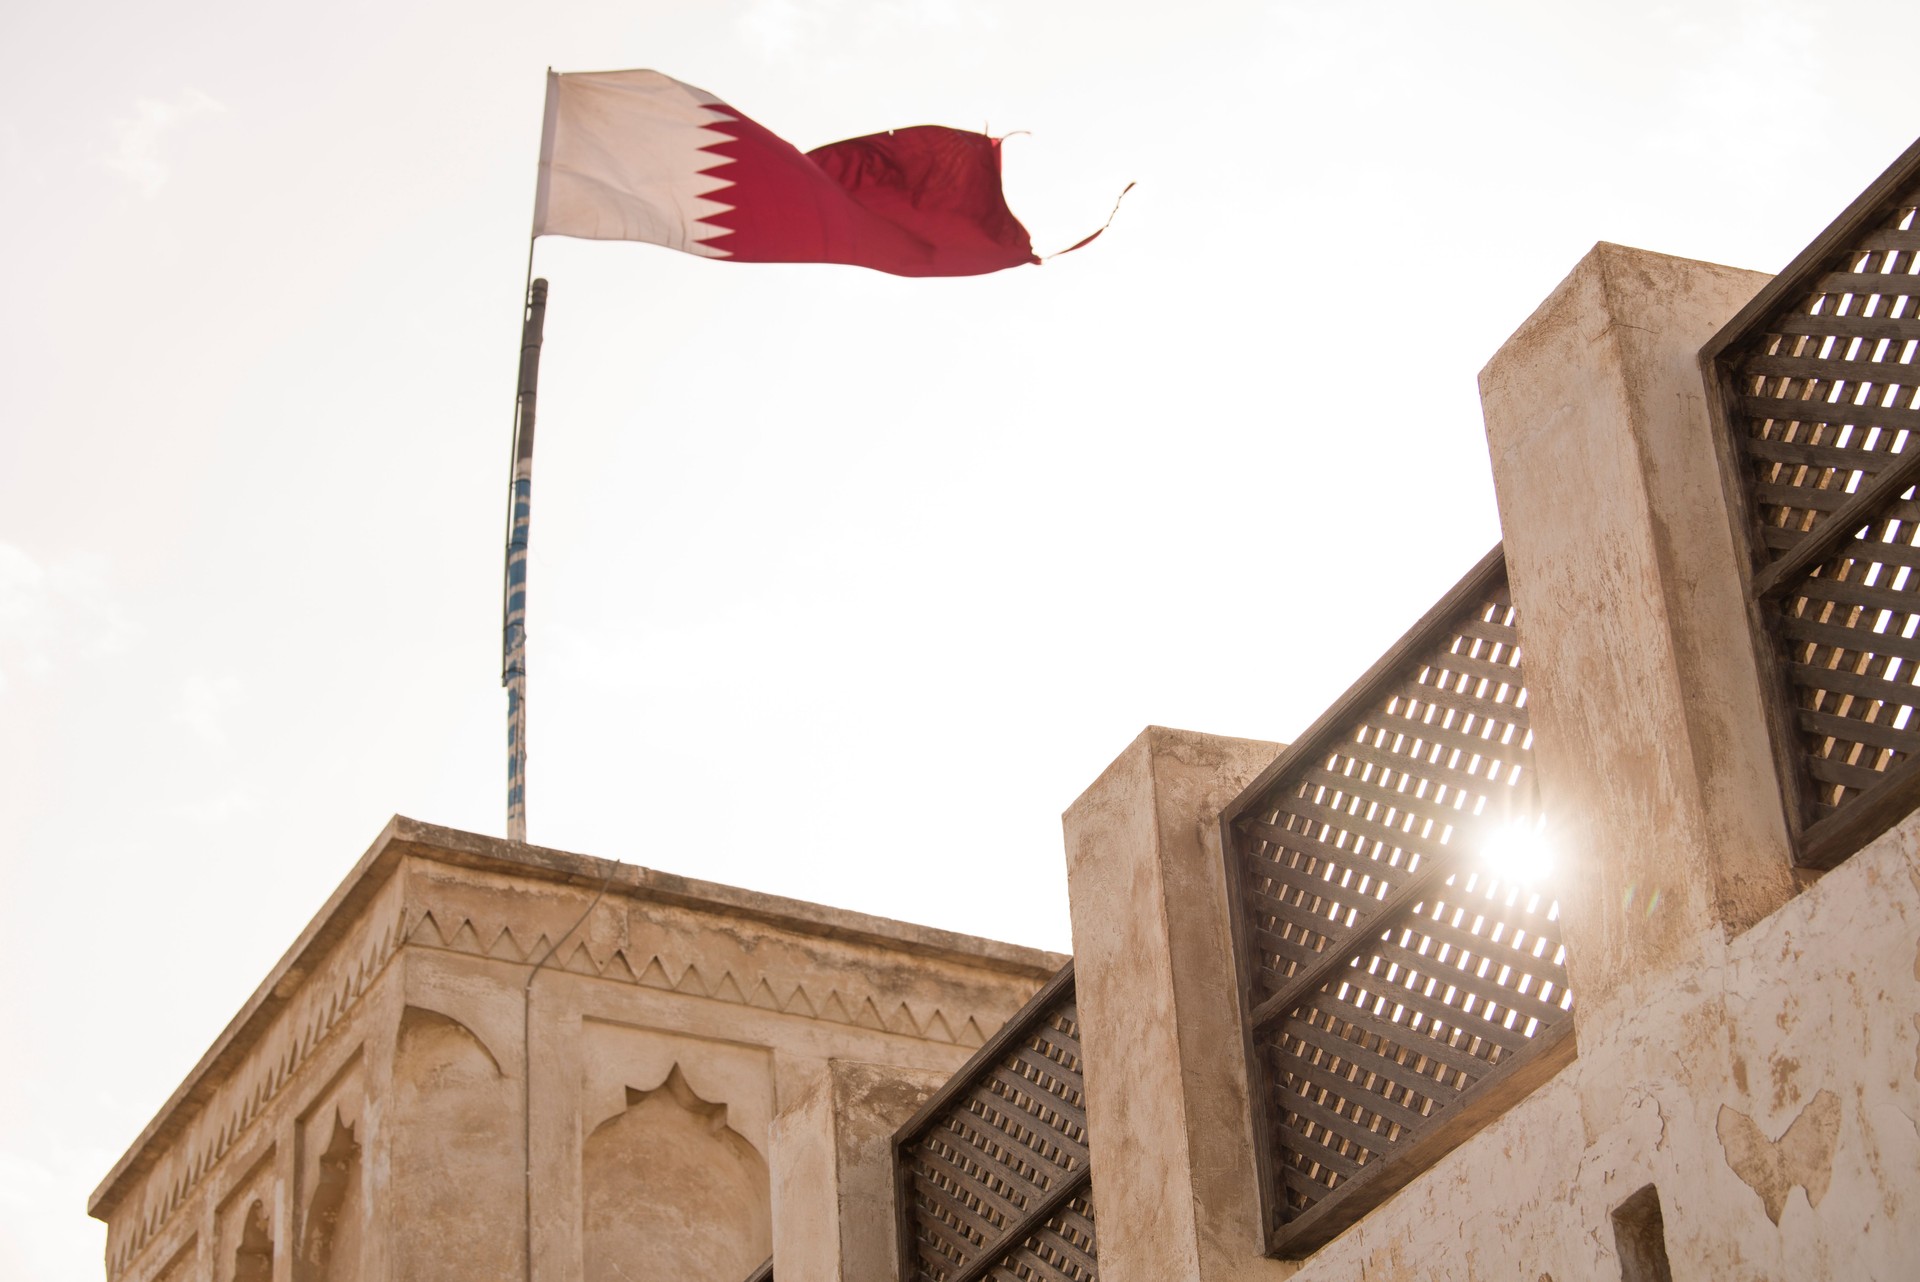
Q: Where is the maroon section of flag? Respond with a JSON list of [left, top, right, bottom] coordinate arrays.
[[703, 115, 1038, 276], [533, 70, 1039, 278]]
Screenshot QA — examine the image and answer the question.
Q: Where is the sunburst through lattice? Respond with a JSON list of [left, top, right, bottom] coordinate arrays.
[[1225, 555, 1576, 1253], [1722, 173, 1920, 841], [895, 969, 1096, 1282]]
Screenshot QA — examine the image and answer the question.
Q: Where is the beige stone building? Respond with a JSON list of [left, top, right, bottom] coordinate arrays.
[[86, 820, 1063, 1282], [93, 142, 1920, 1281]]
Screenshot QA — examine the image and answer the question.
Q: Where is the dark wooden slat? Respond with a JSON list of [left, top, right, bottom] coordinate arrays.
[[1742, 392, 1920, 436], [1294, 763, 1454, 832], [1808, 267, 1920, 298], [1782, 612, 1920, 662], [1705, 138, 1920, 363], [1344, 708, 1530, 776], [1757, 444, 1920, 592], [1002, 1044, 1086, 1109], [1332, 957, 1536, 1054], [924, 1113, 1056, 1194], [1243, 817, 1415, 890], [1787, 658, 1920, 704], [1248, 858, 1457, 1031], [992, 1218, 1097, 1282], [1758, 522, 1813, 551], [1853, 229, 1920, 253], [1243, 845, 1371, 914], [1804, 753, 1895, 791], [1354, 728, 1528, 796], [1400, 902, 1568, 968], [905, 1167, 1011, 1258], [999, 1035, 1088, 1102], [1224, 547, 1510, 829], [1392, 681, 1533, 732], [1790, 569, 1920, 614], [1417, 646, 1528, 694], [1268, 1107, 1369, 1182], [895, 964, 1075, 1147], [972, 1072, 1089, 1169], [1282, 1044, 1436, 1136], [1272, 1042, 1434, 1132], [1769, 311, 1920, 344], [896, 965, 1080, 1282], [920, 1130, 1051, 1219], [1798, 746, 1920, 868], [1396, 938, 1573, 1025], [742, 1256, 774, 1282], [907, 1144, 1031, 1228], [1276, 1160, 1341, 1211], [1267, 1019, 1576, 1257], [943, 1169, 1094, 1282], [1784, 531, 1920, 576], [1336, 721, 1528, 802], [1398, 892, 1571, 969], [1270, 791, 1440, 867], [1795, 706, 1920, 754], [1743, 432, 1905, 470], [1271, 1077, 1394, 1161], [1279, 988, 1494, 1080], [1752, 481, 1862, 514], [1364, 934, 1571, 1029], [1249, 872, 1383, 943], [1250, 923, 1332, 975], [986, 1042, 1084, 1113], [1742, 350, 1920, 382], [1282, 1014, 1449, 1113], [906, 1206, 987, 1280], [1244, 869, 1348, 933], [1257, 894, 1370, 969], [1245, 902, 1360, 971], [1446, 613, 1521, 648]]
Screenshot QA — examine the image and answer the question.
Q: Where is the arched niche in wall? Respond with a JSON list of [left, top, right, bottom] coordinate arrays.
[[581, 1065, 772, 1282], [296, 1112, 362, 1282], [391, 1004, 519, 1281], [233, 1199, 272, 1282]]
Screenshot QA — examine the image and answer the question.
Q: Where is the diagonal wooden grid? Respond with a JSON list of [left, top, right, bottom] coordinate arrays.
[[894, 965, 1095, 1282], [1707, 137, 1920, 866], [1222, 549, 1576, 1256]]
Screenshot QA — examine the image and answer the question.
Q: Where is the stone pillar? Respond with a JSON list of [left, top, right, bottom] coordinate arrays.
[[1062, 726, 1285, 1282], [1478, 242, 1797, 1017], [827, 1061, 948, 1282], [770, 1053, 839, 1282], [769, 1056, 946, 1282]]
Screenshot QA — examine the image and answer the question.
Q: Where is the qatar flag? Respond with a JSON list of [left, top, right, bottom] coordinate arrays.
[[531, 69, 1040, 278]]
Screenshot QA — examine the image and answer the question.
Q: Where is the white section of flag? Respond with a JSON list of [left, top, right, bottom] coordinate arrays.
[[532, 69, 738, 256]]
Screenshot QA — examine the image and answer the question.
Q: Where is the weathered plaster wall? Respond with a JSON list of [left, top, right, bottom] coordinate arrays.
[[91, 819, 1061, 1282], [1280, 809, 1920, 1281], [1059, 241, 1918, 1282]]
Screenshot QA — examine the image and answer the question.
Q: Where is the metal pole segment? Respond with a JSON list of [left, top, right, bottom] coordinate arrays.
[[504, 277, 549, 843]]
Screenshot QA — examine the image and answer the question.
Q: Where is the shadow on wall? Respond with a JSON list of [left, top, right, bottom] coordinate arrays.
[[297, 1115, 361, 1282], [392, 1006, 520, 1281], [233, 1200, 271, 1282], [584, 1065, 772, 1282]]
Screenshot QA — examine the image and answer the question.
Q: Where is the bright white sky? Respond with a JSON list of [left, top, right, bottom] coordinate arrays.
[[2, 0, 1916, 1276]]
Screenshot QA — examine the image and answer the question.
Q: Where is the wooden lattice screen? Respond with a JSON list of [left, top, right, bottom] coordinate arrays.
[[1220, 547, 1577, 1256], [893, 964, 1095, 1282], [1705, 136, 1920, 868]]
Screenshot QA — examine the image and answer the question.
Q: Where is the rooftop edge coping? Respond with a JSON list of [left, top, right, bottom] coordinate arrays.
[[88, 814, 1069, 1220]]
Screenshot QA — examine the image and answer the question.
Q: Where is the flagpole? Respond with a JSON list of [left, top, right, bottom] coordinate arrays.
[[503, 273, 548, 843]]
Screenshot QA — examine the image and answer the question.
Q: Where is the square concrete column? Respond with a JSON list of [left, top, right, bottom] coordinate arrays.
[[1479, 242, 1798, 1016], [1063, 726, 1285, 1282], [770, 1055, 947, 1282], [770, 1053, 839, 1282]]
